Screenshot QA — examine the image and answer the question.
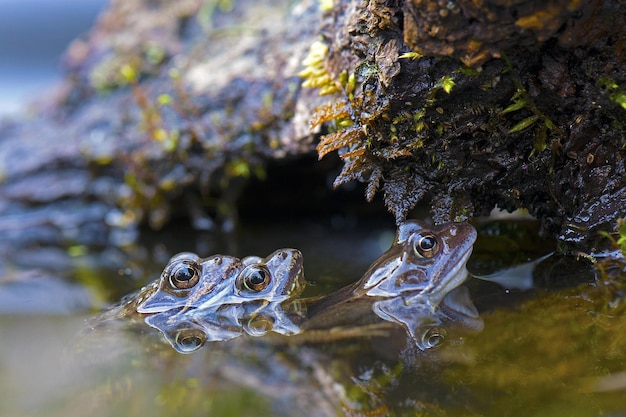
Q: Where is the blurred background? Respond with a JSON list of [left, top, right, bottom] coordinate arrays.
[[0, 0, 106, 115]]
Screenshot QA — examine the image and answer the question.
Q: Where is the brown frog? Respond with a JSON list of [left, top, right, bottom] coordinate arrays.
[[300, 220, 479, 349], [118, 249, 307, 352], [91, 248, 306, 353], [136, 248, 305, 314]]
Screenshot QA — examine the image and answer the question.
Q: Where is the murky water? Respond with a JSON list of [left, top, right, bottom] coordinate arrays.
[[1, 217, 625, 417]]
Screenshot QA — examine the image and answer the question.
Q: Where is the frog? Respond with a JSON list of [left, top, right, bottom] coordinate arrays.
[[80, 249, 302, 360], [300, 220, 479, 349], [193, 248, 306, 310], [140, 250, 306, 352], [90, 248, 306, 353], [99, 220, 477, 352], [88, 252, 243, 327], [136, 248, 305, 314], [135, 252, 242, 314]]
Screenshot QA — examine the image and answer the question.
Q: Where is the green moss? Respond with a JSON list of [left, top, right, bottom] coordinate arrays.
[[611, 91, 626, 110], [90, 56, 141, 92], [300, 15, 622, 227], [120, 64, 138, 84], [457, 66, 482, 77], [299, 39, 342, 96], [318, 0, 334, 12], [157, 93, 173, 106], [440, 75, 456, 94], [508, 114, 539, 133], [498, 64, 563, 158], [143, 42, 167, 66], [620, 220, 626, 252], [597, 76, 626, 110], [398, 51, 423, 60], [600, 218, 626, 255]]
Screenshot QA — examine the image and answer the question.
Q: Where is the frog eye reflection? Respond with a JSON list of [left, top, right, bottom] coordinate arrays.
[[241, 265, 271, 292], [418, 326, 447, 350], [244, 315, 274, 337], [169, 262, 200, 289], [414, 234, 438, 258], [173, 330, 206, 353]]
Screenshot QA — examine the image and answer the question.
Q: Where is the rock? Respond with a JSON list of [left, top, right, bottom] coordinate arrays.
[[0, 0, 324, 250], [0, 0, 624, 255], [305, 0, 626, 252]]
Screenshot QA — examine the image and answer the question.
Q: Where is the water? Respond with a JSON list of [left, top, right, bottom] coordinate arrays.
[[0, 0, 106, 115], [1, 2, 626, 415], [1, 217, 625, 417]]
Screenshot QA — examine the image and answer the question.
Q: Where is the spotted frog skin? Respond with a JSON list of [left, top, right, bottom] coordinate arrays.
[[302, 220, 479, 348], [136, 253, 241, 314], [93, 248, 306, 352], [137, 248, 305, 314], [195, 249, 305, 310], [137, 249, 306, 352], [359, 220, 476, 301]]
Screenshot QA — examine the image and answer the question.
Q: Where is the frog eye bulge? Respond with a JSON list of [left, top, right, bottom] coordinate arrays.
[[241, 265, 271, 292], [414, 234, 438, 258], [169, 262, 200, 289]]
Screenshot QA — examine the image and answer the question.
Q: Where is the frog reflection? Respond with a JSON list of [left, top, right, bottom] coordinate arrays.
[[302, 220, 480, 349], [144, 298, 305, 353], [380, 284, 484, 350], [151, 283, 480, 354]]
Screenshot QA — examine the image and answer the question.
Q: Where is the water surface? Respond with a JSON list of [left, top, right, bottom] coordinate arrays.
[[1, 4, 625, 415], [1, 217, 625, 417]]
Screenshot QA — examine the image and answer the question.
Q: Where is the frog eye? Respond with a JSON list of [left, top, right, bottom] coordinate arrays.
[[414, 234, 438, 258], [241, 265, 271, 292], [169, 262, 200, 289]]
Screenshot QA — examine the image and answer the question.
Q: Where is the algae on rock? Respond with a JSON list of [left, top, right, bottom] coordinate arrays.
[[0, 0, 625, 254], [302, 0, 626, 252]]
